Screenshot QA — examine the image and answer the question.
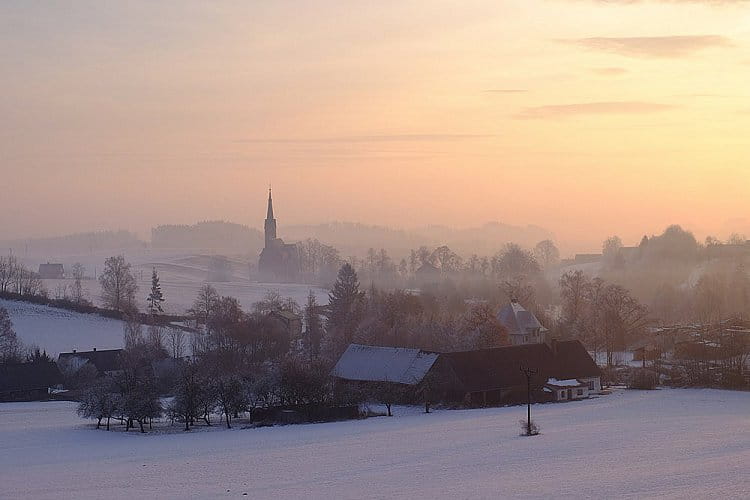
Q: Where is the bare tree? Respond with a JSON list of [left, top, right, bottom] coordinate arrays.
[[70, 263, 89, 305], [99, 255, 138, 312], [534, 240, 560, 270], [188, 284, 219, 333], [167, 327, 186, 359]]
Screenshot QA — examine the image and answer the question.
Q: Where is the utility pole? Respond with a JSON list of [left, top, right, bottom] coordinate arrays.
[[520, 365, 538, 436]]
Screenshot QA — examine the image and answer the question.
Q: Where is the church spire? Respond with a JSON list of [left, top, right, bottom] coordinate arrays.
[[266, 187, 274, 220]]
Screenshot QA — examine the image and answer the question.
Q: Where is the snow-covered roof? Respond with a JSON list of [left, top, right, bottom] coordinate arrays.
[[331, 344, 439, 385], [545, 378, 584, 387], [497, 300, 547, 335]]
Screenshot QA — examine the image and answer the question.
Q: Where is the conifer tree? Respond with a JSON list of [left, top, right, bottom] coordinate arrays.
[[327, 263, 364, 353], [146, 267, 165, 314], [304, 290, 324, 361]]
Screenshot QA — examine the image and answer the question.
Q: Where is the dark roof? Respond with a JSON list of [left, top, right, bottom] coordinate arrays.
[[57, 349, 123, 374], [0, 362, 62, 392], [497, 301, 547, 335], [552, 340, 602, 380], [441, 340, 601, 393], [442, 343, 556, 393]]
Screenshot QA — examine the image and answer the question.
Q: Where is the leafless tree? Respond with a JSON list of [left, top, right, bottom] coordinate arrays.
[[70, 263, 89, 305], [99, 255, 138, 312], [534, 240, 560, 270], [167, 327, 186, 359]]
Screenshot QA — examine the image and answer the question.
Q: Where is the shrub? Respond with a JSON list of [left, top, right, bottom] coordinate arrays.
[[519, 419, 540, 436]]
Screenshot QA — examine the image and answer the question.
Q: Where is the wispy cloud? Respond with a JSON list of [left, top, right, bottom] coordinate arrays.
[[516, 101, 675, 119], [236, 134, 493, 143], [563, 35, 732, 58], [483, 89, 528, 93], [591, 67, 628, 76]]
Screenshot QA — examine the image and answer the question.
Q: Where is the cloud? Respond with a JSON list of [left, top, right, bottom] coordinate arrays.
[[236, 134, 493, 143], [563, 35, 732, 57], [516, 101, 675, 119], [591, 67, 628, 76]]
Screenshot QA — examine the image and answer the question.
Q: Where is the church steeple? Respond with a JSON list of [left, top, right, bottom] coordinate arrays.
[[264, 188, 277, 248], [266, 187, 274, 220]]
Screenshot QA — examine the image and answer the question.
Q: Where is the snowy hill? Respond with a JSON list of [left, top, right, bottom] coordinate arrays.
[[1, 299, 125, 356], [0, 388, 747, 499]]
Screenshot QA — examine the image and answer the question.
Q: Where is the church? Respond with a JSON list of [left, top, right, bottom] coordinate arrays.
[[258, 189, 300, 282]]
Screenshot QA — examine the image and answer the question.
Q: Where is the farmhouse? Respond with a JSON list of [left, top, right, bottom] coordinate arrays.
[[332, 340, 602, 407], [332, 344, 439, 386], [57, 348, 123, 377]]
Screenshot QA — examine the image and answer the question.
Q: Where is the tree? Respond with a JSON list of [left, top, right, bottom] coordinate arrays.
[[99, 255, 138, 312], [492, 244, 540, 281], [602, 236, 624, 268], [326, 263, 365, 354], [77, 378, 119, 430], [462, 302, 509, 348], [146, 267, 165, 314], [0, 306, 22, 363], [70, 263, 89, 305], [167, 327, 186, 359], [559, 270, 590, 329], [534, 240, 560, 270], [188, 284, 219, 333], [304, 290, 324, 361], [212, 374, 248, 428]]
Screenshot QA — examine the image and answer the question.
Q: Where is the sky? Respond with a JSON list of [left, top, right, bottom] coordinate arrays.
[[1, 0, 749, 253]]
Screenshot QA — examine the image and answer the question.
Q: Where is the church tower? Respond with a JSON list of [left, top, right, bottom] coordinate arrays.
[[264, 188, 277, 248]]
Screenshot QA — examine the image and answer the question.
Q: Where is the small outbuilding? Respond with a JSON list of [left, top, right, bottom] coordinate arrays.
[[38, 263, 65, 279]]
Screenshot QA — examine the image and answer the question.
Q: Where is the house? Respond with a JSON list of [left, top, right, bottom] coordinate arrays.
[[441, 339, 602, 405], [268, 310, 303, 340], [497, 299, 548, 345], [0, 362, 62, 402], [544, 378, 589, 401], [331, 344, 439, 386], [415, 262, 441, 285], [57, 348, 123, 377], [38, 263, 64, 279], [331, 339, 602, 407]]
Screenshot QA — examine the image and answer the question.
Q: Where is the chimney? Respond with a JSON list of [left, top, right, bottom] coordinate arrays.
[[72, 349, 76, 353], [550, 338, 558, 356], [93, 347, 96, 352]]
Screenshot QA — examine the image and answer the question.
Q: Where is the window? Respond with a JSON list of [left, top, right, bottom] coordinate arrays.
[[559, 391, 566, 399], [588, 380, 595, 391], [524, 336, 528, 342], [577, 389, 584, 396]]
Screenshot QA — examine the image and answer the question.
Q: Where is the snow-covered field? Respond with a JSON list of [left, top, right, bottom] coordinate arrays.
[[1, 299, 126, 356], [1, 389, 748, 499], [18, 250, 329, 315]]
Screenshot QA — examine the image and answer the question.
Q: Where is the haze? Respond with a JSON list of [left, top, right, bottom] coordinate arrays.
[[2, 1, 749, 252]]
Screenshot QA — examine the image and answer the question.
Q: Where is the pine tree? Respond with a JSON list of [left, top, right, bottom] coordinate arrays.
[[327, 263, 364, 354], [304, 290, 324, 361], [146, 267, 165, 314]]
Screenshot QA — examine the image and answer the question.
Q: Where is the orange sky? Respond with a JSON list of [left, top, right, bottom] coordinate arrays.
[[1, 1, 749, 253]]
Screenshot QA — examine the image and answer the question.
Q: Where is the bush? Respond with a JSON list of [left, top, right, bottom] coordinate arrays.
[[519, 419, 540, 436], [628, 368, 658, 390]]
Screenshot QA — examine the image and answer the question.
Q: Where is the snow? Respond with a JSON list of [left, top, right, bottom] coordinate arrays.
[[1, 299, 126, 356], [332, 344, 439, 385], [546, 378, 583, 387], [1, 388, 748, 499]]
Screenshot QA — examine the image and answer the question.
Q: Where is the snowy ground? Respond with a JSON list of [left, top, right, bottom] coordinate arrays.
[[1, 389, 748, 499], [18, 249, 329, 315], [1, 299, 126, 356]]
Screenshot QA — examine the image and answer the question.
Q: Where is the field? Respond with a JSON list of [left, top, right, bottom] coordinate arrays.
[[1, 388, 748, 499]]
